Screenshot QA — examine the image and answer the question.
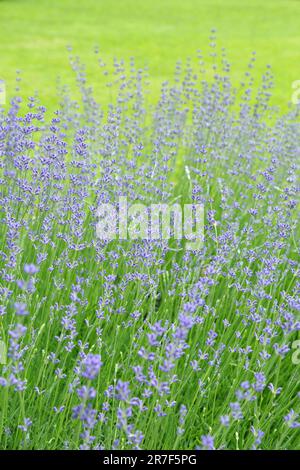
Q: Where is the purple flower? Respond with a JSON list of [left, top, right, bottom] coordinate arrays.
[[14, 302, 28, 316], [251, 426, 264, 448], [115, 380, 131, 402], [230, 402, 243, 420], [18, 418, 32, 433], [77, 386, 97, 400], [220, 415, 230, 427], [24, 263, 39, 275], [284, 409, 300, 428], [81, 354, 102, 380], [253, 372, 266, 392], [201, 434, 215, 450]]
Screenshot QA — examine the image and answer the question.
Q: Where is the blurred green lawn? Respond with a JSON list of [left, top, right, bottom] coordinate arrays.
[[0, 0, 299, 111]]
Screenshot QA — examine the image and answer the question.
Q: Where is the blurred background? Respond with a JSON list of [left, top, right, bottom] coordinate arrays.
[[0, 0, 299, 111]]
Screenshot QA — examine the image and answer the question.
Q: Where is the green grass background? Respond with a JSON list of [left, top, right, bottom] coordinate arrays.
[[0, 0, 299, 110]]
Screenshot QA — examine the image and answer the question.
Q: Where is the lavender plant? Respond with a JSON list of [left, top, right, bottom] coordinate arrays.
[[0, 38, 299, 450]]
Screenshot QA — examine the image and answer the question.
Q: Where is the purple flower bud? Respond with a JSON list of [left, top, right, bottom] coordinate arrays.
[[81, 354, 102, 380], [24, 264, 39, 275]]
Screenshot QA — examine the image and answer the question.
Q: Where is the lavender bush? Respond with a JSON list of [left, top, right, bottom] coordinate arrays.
[[0, 38, 299, 450]]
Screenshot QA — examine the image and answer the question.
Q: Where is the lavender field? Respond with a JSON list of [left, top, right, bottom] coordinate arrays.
[[0, 42, 299, 450]]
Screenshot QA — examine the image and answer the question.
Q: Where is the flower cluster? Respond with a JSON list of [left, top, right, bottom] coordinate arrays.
[[0, 37, 299, 449]]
